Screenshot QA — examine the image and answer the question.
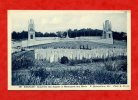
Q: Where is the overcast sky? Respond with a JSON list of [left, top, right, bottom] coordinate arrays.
[[8, 10, 129, 33]]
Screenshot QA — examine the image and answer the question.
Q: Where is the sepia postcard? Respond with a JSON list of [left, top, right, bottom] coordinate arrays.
[[8, 10, 131, 90]]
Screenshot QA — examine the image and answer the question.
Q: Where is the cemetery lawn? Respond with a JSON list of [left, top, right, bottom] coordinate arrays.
[[12, 40, 127, 85]]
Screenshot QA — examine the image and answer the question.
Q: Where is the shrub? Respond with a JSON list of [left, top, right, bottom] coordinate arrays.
[[12, 56, 34, 70], [104, 58, 127, 72], [69, 60, 75, 66], [92, 58, 104, 62], [31, 68, 50, 82], [119, 60, 127, 72], [60, 56, 69, 64]]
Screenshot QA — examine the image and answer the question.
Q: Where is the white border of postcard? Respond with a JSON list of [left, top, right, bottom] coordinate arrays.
[[8, 10, 131, 90]]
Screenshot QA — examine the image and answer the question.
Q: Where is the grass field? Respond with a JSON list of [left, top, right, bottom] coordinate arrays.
[[12, 40, 127, 85], [28, 40, 127, 49]]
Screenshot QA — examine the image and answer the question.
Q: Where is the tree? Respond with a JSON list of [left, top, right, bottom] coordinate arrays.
[[11, 28, 127, 41], [56, 31, 62, 38]]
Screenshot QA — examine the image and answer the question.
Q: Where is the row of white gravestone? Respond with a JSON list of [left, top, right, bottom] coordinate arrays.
[[34, 48, 127, 63]]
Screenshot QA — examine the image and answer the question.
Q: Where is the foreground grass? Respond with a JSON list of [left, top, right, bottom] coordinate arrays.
[[12, 58, 127, 85]]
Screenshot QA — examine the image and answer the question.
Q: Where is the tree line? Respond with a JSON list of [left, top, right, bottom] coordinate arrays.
[[12, 28, 127, 41]]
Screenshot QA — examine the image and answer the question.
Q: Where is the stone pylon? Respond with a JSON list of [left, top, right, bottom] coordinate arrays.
[[27, 19, 36, 46], [28, 19, 35, 41], [66, 30, 69, 38], [102, 20, 113, 39]]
